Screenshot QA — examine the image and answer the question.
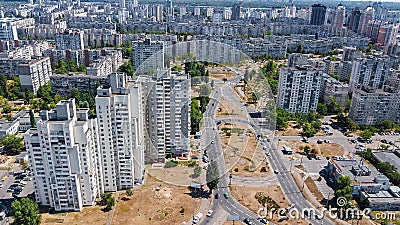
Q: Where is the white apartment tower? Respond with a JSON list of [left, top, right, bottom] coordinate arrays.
[[95, 73, 144, 191], [138, 70, 190, 163], [277, 66, 323, 114], [55, 30, 84, 50], [132, 38, 164, 73], [24, 99, 102, 211], [349, 56, 392, 92]]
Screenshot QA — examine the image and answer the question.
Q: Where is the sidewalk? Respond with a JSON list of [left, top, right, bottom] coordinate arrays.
[[186, 196, 212, 224]]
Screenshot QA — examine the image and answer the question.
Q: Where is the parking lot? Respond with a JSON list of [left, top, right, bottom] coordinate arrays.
[[0, 163, 34, 223]]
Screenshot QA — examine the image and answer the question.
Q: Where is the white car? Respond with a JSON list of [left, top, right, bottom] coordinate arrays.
[[206, 210, 213, 217]]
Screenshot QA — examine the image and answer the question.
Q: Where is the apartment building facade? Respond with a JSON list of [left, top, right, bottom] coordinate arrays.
[[95, 73, 144, 191], [23, 99, 102, 211], [277, 66, 323, 114]]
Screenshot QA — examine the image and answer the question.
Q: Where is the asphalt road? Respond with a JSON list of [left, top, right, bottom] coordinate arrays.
[[200, 83, 264, 225], [200, 75, 335, 225]]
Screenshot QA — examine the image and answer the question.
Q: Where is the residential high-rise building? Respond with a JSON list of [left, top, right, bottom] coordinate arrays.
[[55, 30, 84, 50], [331, 4, 345, 28], [194, 7, 200, 16], [349, 56, 392, 92], [132, 38, 164, 72], [18, 57, 52, 94], [0, 23, 18, 40], [310, 4, 326, 25], [287, 53, 308, 67], [231, 2, 242, 20], [320, 74, 349, 107], [277, 66, 323, 114], [95, 73, 145, 191], [138, 70, 190, 163], [348, 9, 362, 33], [357, 7, 373, 36], [24, 99, 102, 211], [349, 86, 400, 125]]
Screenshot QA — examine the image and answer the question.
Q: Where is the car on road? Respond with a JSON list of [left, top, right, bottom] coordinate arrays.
[[265, 152, 270, 156], [315, 214, 323, 220], [258, 218, 269, 224], [317, 139, 323, 144], [243, 218, 254, 225], [0, 183, 3, 188], [302, 137, 309, 143], [324, 139, 330, 143], [206, 210, 213, 217], [274, 170, 279, 174], [215, 193, 219, 199], [211, 140, 215, 144], [193, 212, 203, 224], [6, 188, 13, 192], [223, 192, 229, 199]]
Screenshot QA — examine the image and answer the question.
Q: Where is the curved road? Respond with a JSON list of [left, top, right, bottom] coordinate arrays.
[[200, 76, 333, 225]]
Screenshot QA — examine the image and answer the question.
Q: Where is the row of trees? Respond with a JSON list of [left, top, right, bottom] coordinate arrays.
[[184, 62, 210, 86], [276, 108, 322, 137], [260, 61, 279, 95], [52, 59, 86, 74]]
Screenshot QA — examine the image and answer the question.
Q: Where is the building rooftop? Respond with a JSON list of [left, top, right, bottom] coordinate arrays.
[[373, 151, 400, 170]]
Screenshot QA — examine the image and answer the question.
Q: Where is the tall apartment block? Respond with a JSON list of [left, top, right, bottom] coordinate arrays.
[[310, 4, 326, 26], [349, 56, 392, 92], [23, 99, 102, 211], [18, 57, 52, 94], [349, 86, 400, 125], [132, 38, 164, 73], [320, 74, 349, 107], [277, 66, 323, 114], [95, 73, 144, 191], [138, 70, 190, 163], [55, 30, 84, 50], [330, 4, 345, 28]]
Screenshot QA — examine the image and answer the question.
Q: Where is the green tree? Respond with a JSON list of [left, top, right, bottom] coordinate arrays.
[[190, 98, 202, 134], [362, 148, 372, 160], [317, 103, 328, 116], [199, 84, 211, 97], [100, 193, 116, 211], [206, 161, 220, 191], [334, 176, 353, 206], [1, 105, 12, 114], [194, 166, 202, 177], [360, 129, 373, 140], [126, 189, 133, 198], [0, 134, 24, 155], [29, 109, 36, 128], [11, 198, 41, 225]]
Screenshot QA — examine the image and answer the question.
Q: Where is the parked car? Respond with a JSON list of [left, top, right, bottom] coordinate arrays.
[[258, 218, 269, 224], [243, 218, 254, 225], [223, 192, 229, 199]]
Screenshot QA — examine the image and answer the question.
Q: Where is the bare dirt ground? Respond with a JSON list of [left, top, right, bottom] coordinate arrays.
[[208, 68, 237, 80], [305, 176, 324, 201], [148, 166, 196, 186], [316, 143, 345, 157], [220, 122, 270, 177], [230, 185, 308, 225], [112, 184, 202, 225], [215, 96, 248, 120], [41, 204, 111, 225], [279, 140, 345, 157]]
